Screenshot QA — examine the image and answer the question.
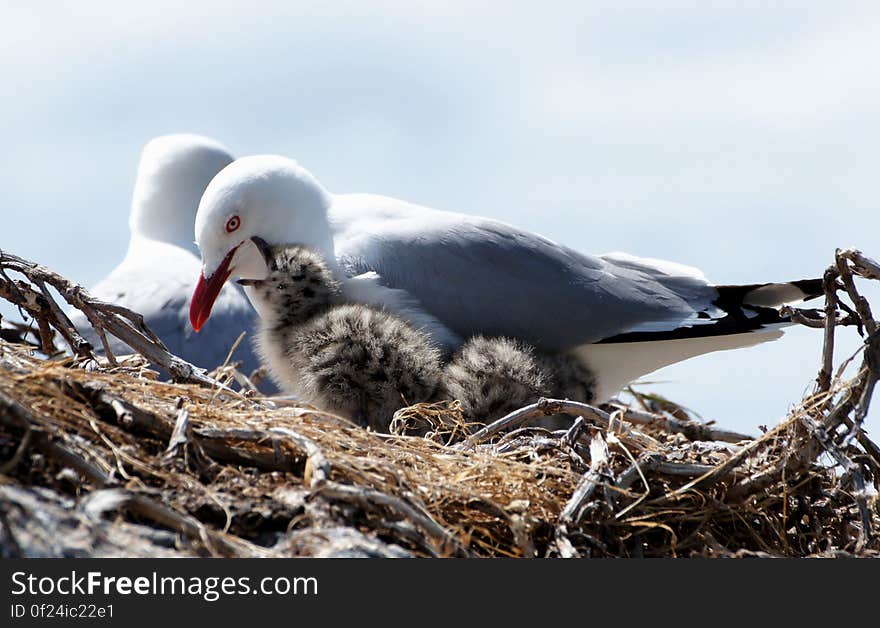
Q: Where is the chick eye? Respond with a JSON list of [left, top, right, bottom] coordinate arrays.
[[225, 215, 241, 233]]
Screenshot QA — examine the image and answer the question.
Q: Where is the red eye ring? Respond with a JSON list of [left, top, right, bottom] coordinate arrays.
[[225, 215, 241, 233]]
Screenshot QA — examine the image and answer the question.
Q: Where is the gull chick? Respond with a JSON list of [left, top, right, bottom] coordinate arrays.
[[241, 242, 441, 429], [443, 336, 551, 424], [444, 337, 597, 425]]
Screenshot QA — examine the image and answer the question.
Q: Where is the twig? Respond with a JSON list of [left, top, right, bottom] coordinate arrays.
[[610, 405, 753, 443], [840, 248, 880, 281], [460, 396, 749, 452], [836, 249, 877, 336], [780, 306, 826, 329], [460, 398, 619, 450], [558, 434, 610, 525], [82, 489, 266, 557], [562, 416, 586, 449], [609, 435, 652, 519], [0, 425, 32, 475], [377, 520, 441, 558], [37, 436, 112, 488], [266, 427, 330, 486], [161, 399, 191, 464], [316, 481, 470, 557], [818, 267, 839, 392], [843, 333, 880, 448], [798, 415, 873, 549], [780, 306, 859, 329], [0, 276, 91, 358], [0, 250, 221, 387]]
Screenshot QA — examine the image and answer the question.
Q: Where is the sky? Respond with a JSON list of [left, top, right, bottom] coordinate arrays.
[[2, 1, 879, 435]]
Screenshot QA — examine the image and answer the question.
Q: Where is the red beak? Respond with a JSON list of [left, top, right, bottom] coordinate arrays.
[[190, 247, 237, 332]]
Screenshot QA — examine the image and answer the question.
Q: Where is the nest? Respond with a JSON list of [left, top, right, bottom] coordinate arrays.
[[1, 249, 879, 557]]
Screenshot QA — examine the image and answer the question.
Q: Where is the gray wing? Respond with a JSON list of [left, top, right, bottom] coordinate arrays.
[[331, 195, 721, 352], [68, 241, 265, 377]]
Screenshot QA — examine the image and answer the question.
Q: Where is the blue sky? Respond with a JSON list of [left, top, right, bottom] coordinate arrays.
[[2, 1, 879, 434]]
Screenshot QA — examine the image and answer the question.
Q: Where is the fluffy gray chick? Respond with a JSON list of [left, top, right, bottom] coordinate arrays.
[[243, 244, 442, 430], [444, 336, 597, 427]]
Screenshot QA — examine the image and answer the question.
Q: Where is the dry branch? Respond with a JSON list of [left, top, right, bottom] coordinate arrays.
[[0, 250, 221, 387], [82, 489, 267, 557]]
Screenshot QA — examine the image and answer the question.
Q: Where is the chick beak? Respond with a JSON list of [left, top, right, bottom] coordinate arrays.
[[235, 236, 273, 287]]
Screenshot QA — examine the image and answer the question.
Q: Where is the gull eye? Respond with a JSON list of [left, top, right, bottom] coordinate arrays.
[[225, 215, 241, 233]]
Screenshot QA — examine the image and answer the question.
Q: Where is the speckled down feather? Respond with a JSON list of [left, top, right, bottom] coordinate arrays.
[[444, 336, 597, 426], [248, 246, 341, 327], [283, 305, 442, 429], [250, 245, 441, 428], [540, 352, 596, 404], [443, 336, 550, 424]]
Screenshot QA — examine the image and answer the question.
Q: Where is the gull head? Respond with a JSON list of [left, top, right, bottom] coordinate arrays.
[[190, 155, 334, 331], [129, 134, 233, 253]]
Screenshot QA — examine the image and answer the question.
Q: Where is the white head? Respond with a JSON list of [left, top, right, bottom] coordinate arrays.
[[190, 155, 334, 331], [129, 134, 234, 253]]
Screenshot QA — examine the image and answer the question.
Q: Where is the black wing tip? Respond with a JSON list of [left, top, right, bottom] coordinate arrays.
[[714, 277, 824, 306], [597, 276, 824, 346], [597, 306, 787, 344], [789, 278, 824, 300]]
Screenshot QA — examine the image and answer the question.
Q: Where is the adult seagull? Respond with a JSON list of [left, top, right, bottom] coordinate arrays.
[[69, 135, 265, 378], [190, 155, 821, 401]]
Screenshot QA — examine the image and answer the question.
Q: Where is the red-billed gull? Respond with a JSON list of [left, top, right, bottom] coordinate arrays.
[[189, 155, 821, 401]]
